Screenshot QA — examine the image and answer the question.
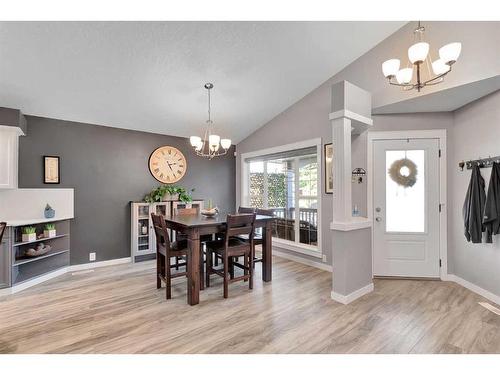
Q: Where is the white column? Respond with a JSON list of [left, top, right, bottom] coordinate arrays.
[[332, 117, 352, 222]]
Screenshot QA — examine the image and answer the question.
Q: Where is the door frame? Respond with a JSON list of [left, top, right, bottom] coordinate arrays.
[[367, 129, 447, 279]]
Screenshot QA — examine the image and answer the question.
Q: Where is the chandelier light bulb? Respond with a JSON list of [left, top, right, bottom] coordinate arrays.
[[209, 134, 220, 151], [439, 42, 462, 65], [190, 136, 201, 148], [382, 59, 400, 78], [408, 42, 429, 64], [195, 139, 203, 151], [396, 68, 413, 84], [220, 138, 232, 150], [432, 59, 449, 75]]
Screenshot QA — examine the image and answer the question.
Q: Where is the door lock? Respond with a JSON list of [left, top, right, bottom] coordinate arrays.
[[375, 217, 382, 222], [375, 207, 381, 212]]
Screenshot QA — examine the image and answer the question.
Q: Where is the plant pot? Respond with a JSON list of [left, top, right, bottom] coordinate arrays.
[[44, 229, 56, 238], [162, 193, 179, 201], [22, 233, 37, 242]]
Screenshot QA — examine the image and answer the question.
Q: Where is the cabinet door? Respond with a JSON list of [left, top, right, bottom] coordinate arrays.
[[0, 129, 19, 189], [135, 204, 153, 255]]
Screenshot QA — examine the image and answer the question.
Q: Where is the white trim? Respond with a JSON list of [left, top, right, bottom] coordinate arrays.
[[331, 217, 372, 231], [329, 109, 373, 126], [0, 257, 132, 297], [443, 274, 500, 306], [273, 249, 332, 272], [367, 129, 448, 279], [240, 137, 323, 258], [331, 283, 374, 304], [273, 238, 322, 258], [68, 257, 131, 272], [0, 124, 24, 135]]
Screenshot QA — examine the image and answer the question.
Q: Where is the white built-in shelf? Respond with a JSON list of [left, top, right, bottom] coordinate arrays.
[[13, 233, 69, 247], [13, 249, 70, 266]]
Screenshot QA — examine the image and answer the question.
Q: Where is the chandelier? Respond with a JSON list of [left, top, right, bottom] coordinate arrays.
[[189, 83, 231, 159], [382, 21, 461, 92]]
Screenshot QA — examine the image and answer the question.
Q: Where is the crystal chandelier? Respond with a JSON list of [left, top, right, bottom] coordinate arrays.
[[382, 21, 461, 92], [189, 83, 231, 159]]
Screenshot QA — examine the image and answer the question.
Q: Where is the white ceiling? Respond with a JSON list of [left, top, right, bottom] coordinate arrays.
[[0, 21, 404, 142]]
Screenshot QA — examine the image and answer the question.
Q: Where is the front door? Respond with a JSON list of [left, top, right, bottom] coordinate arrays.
[[373, 138, 440, 278]]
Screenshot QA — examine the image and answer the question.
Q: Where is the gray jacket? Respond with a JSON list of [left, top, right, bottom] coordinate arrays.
[[483, 162, 500, 243], [463, 163, 486, 243]]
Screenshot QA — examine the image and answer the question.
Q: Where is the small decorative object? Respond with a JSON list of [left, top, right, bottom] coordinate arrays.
[[25, 243, 52, 257], [201, 207, 219, 217], [22, 226, 37, 242], [149, 146, 187, 183], [352, 168, 366, 184], [352, 204, 360, 217], [43, 155, 60, 184], [324, 143, 333, 194], [144, 185, 194, 203], [388, 158, 418, 188], [44, 203, 55, 218], [43, 223, 56, 238], [141, 225, 148, 235]]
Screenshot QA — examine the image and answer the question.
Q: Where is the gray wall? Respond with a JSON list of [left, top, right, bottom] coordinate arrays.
[[18, 116, 236, 265], [448, 90, 500, 295]]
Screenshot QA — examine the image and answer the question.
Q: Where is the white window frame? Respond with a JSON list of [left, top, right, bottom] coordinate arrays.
[[240, 138, 322, 258]]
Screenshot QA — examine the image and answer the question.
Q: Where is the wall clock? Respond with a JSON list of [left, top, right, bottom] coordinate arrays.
[[148, 146, 187, 184]]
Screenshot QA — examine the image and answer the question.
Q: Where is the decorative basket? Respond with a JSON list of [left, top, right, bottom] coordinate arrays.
[[201, 207, 219, 217], [24, 244, 51, 257]]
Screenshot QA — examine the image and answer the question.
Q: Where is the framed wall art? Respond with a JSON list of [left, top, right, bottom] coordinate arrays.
[[43, 156, 60, 184]]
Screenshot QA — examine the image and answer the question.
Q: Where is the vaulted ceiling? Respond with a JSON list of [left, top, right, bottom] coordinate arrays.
[[0, 21, 404, 142]]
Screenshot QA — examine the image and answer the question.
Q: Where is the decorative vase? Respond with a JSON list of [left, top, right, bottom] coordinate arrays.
[[44, 204, 55, 218], [44, 229, 57, 238], [22, 233, 37, 242]]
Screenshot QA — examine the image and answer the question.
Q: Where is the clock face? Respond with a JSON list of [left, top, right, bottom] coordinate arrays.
[[148, 146, 187, 184]]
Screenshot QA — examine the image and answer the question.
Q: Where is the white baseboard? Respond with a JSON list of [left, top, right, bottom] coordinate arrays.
[[68, 257, 131, 272], [273, 249, 332, 272], [331, 283, 374, 305], [443, 274, 500, 306], [0, 257, 132, 297]]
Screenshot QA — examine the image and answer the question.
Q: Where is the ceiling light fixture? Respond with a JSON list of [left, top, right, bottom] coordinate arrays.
[[189, 83, 231, 159], [382, 21, 461, 92]]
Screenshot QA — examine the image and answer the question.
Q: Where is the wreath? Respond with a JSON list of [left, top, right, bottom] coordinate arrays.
[[388, 158, 418, 188]]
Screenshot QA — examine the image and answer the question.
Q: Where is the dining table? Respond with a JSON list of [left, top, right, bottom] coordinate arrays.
[[164, 211, 275, 305]]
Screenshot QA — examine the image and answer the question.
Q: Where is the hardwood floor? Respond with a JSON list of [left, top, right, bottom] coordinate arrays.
[[1, 255, 499, 354]]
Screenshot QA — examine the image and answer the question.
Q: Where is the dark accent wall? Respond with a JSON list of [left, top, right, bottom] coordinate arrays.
[[18, 116, 236, 265]]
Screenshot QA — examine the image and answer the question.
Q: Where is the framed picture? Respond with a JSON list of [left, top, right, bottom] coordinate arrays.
[[324, 143, 333, 194], [43, 156, 60, 184]]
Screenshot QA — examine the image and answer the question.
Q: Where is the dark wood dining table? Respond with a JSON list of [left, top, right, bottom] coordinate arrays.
[[164, 212, 275, 305]]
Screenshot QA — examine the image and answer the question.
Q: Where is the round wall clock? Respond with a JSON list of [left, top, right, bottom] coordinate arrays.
[[148, 146, 187, 184]]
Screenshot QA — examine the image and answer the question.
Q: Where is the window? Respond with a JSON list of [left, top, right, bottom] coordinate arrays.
[[244, 142, 320, 251]]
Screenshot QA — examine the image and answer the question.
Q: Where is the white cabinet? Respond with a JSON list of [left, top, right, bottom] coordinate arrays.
[[0, 127, 22, 189], [130, 200, 204, 262]]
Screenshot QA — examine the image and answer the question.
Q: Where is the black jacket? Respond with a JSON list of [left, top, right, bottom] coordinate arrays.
[[463, 163, 486, 243], [483, 162, 500, 243]]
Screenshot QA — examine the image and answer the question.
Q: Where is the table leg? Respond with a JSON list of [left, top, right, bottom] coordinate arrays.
[[262, 221, 272, 282], [187, 228, 200, 305]]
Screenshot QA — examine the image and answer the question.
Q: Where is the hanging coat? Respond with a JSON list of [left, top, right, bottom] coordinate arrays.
[[483, 162, 500, 243], [463, 163, 486, 243]]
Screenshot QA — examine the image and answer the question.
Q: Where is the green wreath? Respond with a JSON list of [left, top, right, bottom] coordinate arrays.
[[388, 158, 418, 187]]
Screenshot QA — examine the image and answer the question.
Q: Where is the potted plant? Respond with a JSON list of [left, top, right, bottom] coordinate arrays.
[[43, 223, 56, 238], [144, 185, 195, 203], [22, 226, 37, 242]]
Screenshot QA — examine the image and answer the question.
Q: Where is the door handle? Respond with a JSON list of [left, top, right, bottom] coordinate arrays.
[[375, 217, 382, 222]]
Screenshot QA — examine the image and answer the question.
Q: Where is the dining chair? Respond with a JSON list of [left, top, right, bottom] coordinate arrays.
[[205, 213, 256, 298], [151, 213, 189, 300], [175, 207, 198, 215], [235, 207, 274, 267]]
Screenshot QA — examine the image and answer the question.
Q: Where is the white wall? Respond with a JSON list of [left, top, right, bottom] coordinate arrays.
[[449, 90, 500, 296]]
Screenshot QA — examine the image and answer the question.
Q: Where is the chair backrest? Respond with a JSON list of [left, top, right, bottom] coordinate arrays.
[[255, 208, 274, 217], [151, 213, 172, 253], [238, 206, 255, 214], [176, 207, 198, 215], [225, 213, 256, 243], [0, 222, 6, 243]]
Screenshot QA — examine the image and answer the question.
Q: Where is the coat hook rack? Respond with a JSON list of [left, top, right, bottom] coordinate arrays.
[[459, 155, 500, 171]]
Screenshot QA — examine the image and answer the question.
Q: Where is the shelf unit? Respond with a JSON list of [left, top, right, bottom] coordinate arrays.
[[0, 219, 71, 289], [130, 200, 204, 262]]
